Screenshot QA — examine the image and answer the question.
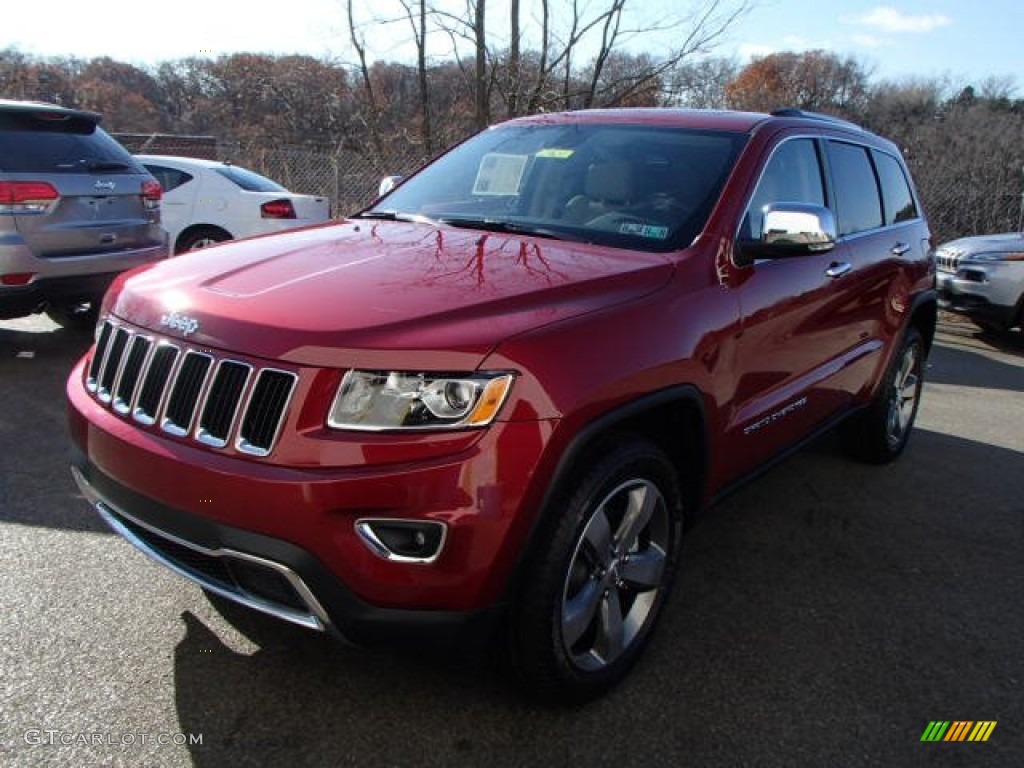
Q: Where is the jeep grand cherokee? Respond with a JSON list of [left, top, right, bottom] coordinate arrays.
[[0, 99, 167, 328], [67, 108, 936, 701]]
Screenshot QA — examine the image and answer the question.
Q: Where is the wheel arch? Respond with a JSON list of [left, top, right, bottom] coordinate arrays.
[[908, 288, 938, 355], [508, 386, 710, 606], [548, 387, 708, 521]]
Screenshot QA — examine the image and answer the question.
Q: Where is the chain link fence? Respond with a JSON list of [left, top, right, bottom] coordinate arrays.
[[119, 133, 1024, 242], [217, 143, 433, 217], [116, 133, 432, 217]]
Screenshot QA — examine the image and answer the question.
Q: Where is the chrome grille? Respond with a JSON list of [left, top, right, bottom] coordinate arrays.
[[935, 249, 961, 272], [86, 319, 296, 456]]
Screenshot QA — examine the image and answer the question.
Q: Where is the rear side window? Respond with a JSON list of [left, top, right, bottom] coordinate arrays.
[[214, 166, 286, 192], [826, 141, 883, 236], [0, 112, 140, 174], [872, 150, 918, 224], [744, 138, 826, 239], [144, 164, 194, 193]]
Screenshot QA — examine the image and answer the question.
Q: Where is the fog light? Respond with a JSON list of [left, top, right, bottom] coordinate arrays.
[[355, 519, 447, 564]]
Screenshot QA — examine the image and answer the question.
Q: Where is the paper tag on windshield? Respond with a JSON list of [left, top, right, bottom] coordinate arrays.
[[473, 153, 528, 195]]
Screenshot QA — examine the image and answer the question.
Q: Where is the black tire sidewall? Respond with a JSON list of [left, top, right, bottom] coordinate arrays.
[[845, 325, 925, 463], [511, 439, 685, 702], [176, 227, 229, 254]]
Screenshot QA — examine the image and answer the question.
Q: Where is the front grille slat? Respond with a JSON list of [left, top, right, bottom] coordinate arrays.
[[86, 322, 114, 391], [238, 370, 297, 456], [135, 344, 179, 425], [197, 361, 251, 447], [113, 336, 152, 414], [87, 319, 295, 456], [97, 327, 130, 402], [162, 352, 213, 436]]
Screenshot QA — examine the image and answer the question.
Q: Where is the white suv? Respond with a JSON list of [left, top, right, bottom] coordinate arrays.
[[936, 232, 1024, 332]]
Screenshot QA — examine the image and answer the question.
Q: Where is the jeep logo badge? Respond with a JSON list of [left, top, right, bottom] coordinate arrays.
[[94, 180, 116, 191], [160, 311, 200, 337]]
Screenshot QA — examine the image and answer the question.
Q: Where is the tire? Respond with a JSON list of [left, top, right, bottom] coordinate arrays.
[[509, 439, 686, 703], [176, 227, 231, 254], [842, 326, 925, 464], [45, 299, 100, 332]]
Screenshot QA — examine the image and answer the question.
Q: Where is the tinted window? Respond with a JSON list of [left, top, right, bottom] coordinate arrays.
[[215, 165, 286, 192], [872, 150, 917, 224], [0, 111, 140, 174], [744, 138, 825, 239], [827, 141, 883, 236], [143, 164, 194, 192]]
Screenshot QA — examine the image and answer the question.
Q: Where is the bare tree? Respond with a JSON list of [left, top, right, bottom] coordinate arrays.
[[346, 0, 384, 154]]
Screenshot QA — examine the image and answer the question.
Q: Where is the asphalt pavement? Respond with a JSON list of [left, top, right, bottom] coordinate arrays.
[[1, 313, 1021, 767]]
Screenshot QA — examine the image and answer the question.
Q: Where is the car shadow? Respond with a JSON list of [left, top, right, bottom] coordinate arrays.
[[926, 343, 1024, 393], [170, 427, 1023, 767], [0, 321, 105, 533], [936, 312, 1023, 356]]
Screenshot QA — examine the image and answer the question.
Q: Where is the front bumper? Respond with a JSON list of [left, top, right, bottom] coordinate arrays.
[[67, 356, 555, 644], [70, 455, 506, 646], [936, 264, 1023, 328]]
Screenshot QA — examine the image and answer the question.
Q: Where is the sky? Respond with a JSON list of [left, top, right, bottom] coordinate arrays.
[[1, 0, 1020, 91]]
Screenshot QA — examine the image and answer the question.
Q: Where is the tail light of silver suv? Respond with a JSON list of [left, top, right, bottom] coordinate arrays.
[[0, 180, 59, 215]]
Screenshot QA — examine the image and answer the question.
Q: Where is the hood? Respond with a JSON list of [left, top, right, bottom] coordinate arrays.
[[941, 232, 1024, 255], [108, 220, 674, 368]]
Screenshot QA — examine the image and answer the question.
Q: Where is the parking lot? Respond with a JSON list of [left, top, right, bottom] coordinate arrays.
[[1, 313, 1021, 767]]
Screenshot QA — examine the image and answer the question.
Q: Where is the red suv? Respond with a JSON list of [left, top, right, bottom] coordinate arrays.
[[67, 108, 935, 701]]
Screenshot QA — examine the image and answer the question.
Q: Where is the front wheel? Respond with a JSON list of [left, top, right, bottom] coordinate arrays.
[[510, 439, 685, 702], [843, 326, 925, 464]]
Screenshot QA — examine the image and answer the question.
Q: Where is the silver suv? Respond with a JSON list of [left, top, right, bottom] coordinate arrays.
[[936, 232, 1024, 332], [0, 100, 167, 329]]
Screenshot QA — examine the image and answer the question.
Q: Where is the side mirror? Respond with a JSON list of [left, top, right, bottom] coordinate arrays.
[[735, 203, 837, 266], [378, 175, 404, 197]]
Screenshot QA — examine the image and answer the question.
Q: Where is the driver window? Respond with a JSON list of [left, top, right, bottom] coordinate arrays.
[[744, 139, 825, 239]]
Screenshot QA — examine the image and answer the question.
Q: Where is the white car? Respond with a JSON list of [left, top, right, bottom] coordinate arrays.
[[136, 155, 331, 254]]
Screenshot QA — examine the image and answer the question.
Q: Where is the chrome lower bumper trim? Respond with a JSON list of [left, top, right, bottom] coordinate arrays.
[[71, 465, 330, 633]]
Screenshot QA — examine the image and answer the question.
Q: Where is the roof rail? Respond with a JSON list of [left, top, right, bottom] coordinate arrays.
[[770, 108, 865, 131]]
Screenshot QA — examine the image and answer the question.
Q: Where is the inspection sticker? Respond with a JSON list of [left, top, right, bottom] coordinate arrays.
[[618, 222, 669, 239]]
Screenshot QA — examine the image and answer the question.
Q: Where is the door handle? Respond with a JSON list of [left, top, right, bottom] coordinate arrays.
[[891, 242, 911, 256], [825, 261, 852, 279]]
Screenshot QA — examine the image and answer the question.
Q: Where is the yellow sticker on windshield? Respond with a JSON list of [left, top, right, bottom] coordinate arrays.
[[536, 149, 575, 159]]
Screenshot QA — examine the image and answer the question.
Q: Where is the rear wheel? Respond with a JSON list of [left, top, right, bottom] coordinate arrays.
[[176, 226, 231, 254], [843, 326, 925, 463], [510, 439, 685, 703]]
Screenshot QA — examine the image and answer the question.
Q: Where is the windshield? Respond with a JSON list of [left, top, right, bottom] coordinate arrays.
[[367, 122, 747, 252]]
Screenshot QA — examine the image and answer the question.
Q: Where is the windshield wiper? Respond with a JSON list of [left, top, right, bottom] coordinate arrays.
[[353, 210, 440, 226], [438, 217, 579, 242]]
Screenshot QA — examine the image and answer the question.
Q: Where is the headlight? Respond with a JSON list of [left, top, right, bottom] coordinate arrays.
[[328, 370, 515, 431]]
